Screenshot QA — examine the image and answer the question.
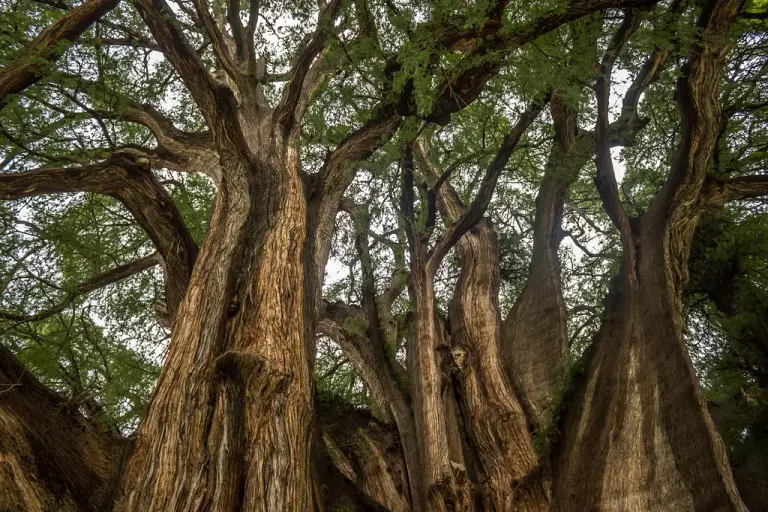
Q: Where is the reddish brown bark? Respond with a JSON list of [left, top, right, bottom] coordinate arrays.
[[0, 0, 119, 106], [2, 0, 762, 510], [441, 190, 546, 511], [0, 344, 128, 512]]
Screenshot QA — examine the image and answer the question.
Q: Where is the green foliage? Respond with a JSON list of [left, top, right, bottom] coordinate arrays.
[[0, 0, 766, 482], [531, 353, 584, 457]]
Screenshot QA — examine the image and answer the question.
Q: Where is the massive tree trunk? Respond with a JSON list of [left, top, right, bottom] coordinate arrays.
[[552, 2, 747, 510], [552, 235, 746, 511], [501, 96, 591, 429], [117, 127, 316, 510], [440, 184, 546, 511], [0, 344, 128, 512], [3, 0, 764, 510]]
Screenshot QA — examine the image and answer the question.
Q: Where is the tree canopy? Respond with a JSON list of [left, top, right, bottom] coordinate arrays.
[[1, 0, 767, 510]]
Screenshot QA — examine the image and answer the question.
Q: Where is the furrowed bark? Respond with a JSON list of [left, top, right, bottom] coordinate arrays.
[[0, 0, 120, 106], [0, 344, 128, 512], [115, 1, 409, 506], [318, 398, 411, 511], [501, 97, 591, 429], [112, 0, 326, 504], [417, 140, 547, 511], [118, 139, 315, 510], [441, 186, 546, 511], [406, 258, 467, 511], [401, 146, 470, 511], [553, 2, 748, 510], [399, 98, 545, 510]]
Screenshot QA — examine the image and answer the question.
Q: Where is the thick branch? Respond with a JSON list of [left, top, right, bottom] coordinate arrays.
[[699, 174, 768, 210], [308, 108, 401, 295], [0, 0, 119, 107], [243, 0, 261, 66], [275, 0, 342, 139], [426, 93, 549, 274], [594, 10, 642, 267], [132, 0, 216, 107], [318, 301, 392, 420], [132, 0, 247, 155], [650, 0, 743, 220], [192, 0, 240, 80], [226, 0, 245, 59], [0, 344, 128, 510], [0, 154, 198, 319], [425, 0, 656, 124], [616, 0, 684, 129], [56, 75, 220, 181]]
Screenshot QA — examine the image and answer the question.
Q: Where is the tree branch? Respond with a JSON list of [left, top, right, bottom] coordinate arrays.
[[243, 0, 261, 67], [0, 0, 119, 107], [650, 0, 743, 221], [699, 174, 768, 210], [0, 153, 198, 319], [275, 0, 342, 139], [0, 343, 127, 510], [308, 108, 401, 291], [594, 9, 643, 267], [227, 0, 245, 59], [192, 0, 241, 80], [132, 0, 246, 153], [0, 252, 161, 323], [425, 0, 656, 124], [318, 301, 393, 419], [617, 0, 684, 128], [426, 93, 549, 274]]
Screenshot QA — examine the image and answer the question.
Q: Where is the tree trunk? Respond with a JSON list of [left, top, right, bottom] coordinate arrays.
[[553, 2, 747, 508], [552, 230, 746, 510], [501, 97, 590, 429], [0, 344, 128, 512], [406, 256, 472, 511], [438, 181, 546, 511], [117, 133, 315, 510], [318, 398, 411, 511]]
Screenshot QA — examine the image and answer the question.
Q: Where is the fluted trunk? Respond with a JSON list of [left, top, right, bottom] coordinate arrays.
[[552, 228, 746, 511], [439, 184, 546, 511], [117, 135, 315, 510], [501, 97, 590, 428]]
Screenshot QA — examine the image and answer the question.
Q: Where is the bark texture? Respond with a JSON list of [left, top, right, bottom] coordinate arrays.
[[2, 0, 763, 510], [0, 344, 128, 512], [440, 186, 546, 511], [552, 2, 748, 510], [318, 399, 411, 511], [501, 97, 590, 428], [0, 0, 119, 106]]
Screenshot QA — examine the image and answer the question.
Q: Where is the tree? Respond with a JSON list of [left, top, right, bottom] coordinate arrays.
[[0, 0, 766, 510]]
